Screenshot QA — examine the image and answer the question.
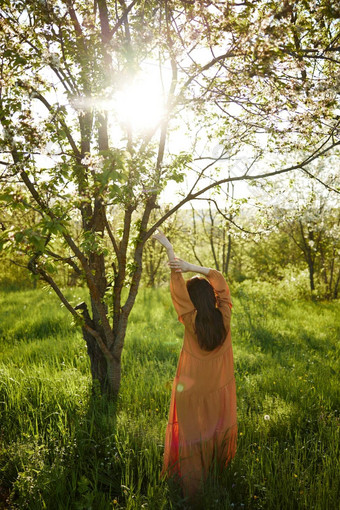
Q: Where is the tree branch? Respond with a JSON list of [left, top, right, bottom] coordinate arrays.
[[112, 204, 133, 337], [300, 168, 340, 194], [30, 90, 81, 158], [15, 163, 114, 349], [144, 138, 340, 241], [192, 197, 264, 235], [108, 0, 139, 40], [34, 263, 116, 362], [103, 208, 119, 258], [65, 0, 87, 53], [97, 0, 111, 44], [113, 197, 156, 357], [45, 249, 82, 274]]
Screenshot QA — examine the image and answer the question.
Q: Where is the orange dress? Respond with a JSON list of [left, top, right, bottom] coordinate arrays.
[[162, 269, 237, 497]]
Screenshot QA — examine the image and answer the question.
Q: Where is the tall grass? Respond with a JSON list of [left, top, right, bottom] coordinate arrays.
[[0, 284, 339, 509]]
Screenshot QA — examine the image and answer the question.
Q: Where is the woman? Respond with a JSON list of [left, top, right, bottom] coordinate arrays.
[[153, 230, 237, 501]]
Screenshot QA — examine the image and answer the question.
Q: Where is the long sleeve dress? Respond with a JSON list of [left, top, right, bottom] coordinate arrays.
[[161, 269, 237, 497]]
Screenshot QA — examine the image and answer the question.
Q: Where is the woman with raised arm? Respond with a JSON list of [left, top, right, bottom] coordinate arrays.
[[152, 229, 237, 502]]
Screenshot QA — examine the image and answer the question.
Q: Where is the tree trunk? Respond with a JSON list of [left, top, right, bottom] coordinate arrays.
[[81, 328, 121, 397], [83, 328, 110, 393], [333, 269, 340, 300], [225, 233, 232, 276], [208, 203, 219, 271], [326, 246, 337, 300], [107, 356, 121, 397], [148, 272, 155, 288], [75, 302, 109, 392], [308, 259, 315, 293], [298, 221, 316, 296]]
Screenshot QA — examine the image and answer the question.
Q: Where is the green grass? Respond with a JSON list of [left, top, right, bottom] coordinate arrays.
[[0, 284, 339, 509]]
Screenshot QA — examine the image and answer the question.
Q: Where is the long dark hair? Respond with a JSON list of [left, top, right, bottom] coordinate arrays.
[[186, 276, 227, 351]]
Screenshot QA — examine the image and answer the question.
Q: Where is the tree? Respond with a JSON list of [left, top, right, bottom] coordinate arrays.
[[283, 201, 340, 299], [252, 163, 340, 298], [1, 0, 339, 397]]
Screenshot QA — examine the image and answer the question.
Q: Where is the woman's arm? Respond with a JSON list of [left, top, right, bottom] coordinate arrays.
[[152, 230, 195, 320], [152, 229, 176, 263], [151, 230, 211, 275], [168, 257, 232, 313], [168, 258, 211, 276]]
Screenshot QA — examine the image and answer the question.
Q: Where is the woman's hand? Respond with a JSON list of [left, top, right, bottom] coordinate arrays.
[[152, 229, 173, 250], [168, 258, 192, 273]]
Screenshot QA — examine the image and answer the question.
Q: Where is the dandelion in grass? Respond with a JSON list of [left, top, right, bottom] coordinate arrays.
[[264, 414, 270, 421]]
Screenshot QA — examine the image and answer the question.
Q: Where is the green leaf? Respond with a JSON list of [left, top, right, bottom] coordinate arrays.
[[30, 233, 46, 252], [14, 232, 24, 243], [0, 192, 14, 204]]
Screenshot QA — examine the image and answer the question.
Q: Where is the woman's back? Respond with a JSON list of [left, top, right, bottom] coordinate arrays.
[[152, 229, 237, 501], [163, 268, 237, 498]]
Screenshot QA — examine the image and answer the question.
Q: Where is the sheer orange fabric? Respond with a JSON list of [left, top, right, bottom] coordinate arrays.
[[161, 269, 237, 497]]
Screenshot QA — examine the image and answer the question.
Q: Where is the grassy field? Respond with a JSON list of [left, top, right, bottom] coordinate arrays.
[[0, 282, 339, 509]]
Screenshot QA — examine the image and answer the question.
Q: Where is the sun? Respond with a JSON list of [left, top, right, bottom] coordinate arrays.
[[114, 74, 166, 132]]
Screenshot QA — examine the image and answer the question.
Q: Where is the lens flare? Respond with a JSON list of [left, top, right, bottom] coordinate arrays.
[[114, 77, 166, 132]]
